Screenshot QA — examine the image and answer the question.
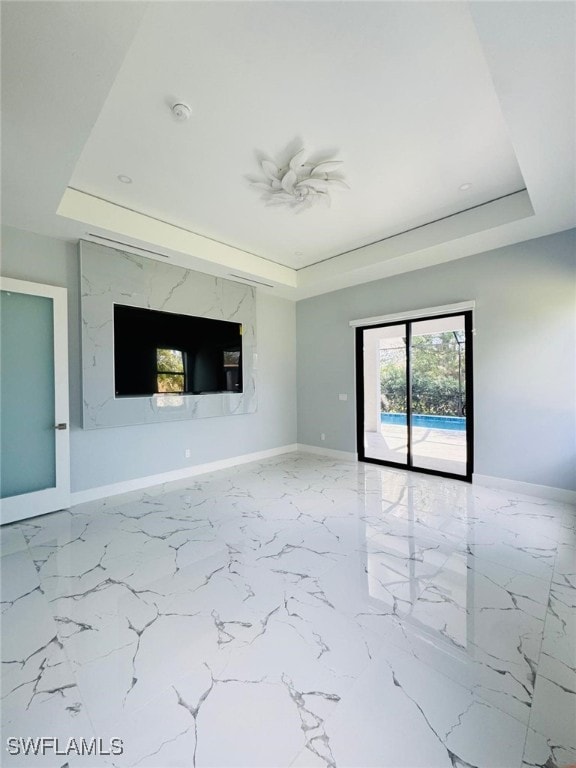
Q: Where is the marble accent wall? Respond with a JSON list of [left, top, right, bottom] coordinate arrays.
[[80, 241, 257, 429]]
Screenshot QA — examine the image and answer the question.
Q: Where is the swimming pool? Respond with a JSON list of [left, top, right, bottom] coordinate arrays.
[[381, 412, 466, 431]]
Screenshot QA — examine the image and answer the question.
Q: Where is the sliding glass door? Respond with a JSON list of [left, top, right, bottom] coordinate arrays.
[[356, 311, 473, 481]]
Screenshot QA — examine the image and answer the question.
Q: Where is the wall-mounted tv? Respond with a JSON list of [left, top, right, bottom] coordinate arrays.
[[114, 304, 243, 397]]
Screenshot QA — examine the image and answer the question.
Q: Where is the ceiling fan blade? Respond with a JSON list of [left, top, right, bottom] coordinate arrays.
[[261, 160, 280, 180], [281, 170, 297, 193], [328, 178, 350, 189], [297, 178, 331, 192], [289, 148, 306, 172], [311, 161, 343, 177]]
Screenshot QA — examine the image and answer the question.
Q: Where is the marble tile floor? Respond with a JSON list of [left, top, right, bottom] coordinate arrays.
[[1, 453, 574, 768]]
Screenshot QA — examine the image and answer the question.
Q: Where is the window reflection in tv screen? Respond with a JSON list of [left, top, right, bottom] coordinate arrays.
[[114, 304, 243, 397]]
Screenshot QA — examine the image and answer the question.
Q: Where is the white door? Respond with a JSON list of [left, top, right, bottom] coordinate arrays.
[[0, 277, 70, 524]]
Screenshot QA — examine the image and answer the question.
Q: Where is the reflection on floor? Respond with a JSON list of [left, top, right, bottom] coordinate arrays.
[[365, 424, 467, 475], [1, 453, 574, 768]]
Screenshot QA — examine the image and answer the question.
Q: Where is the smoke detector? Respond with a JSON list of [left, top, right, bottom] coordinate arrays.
[[171, 102, 191, 121]]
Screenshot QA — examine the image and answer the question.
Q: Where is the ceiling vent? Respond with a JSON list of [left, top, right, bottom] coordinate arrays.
[[85, 233, 170, 259]]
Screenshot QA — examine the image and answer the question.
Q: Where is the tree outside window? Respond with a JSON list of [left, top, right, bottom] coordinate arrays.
[[156, 348, 185, 393], [380, 332, 466, 416]]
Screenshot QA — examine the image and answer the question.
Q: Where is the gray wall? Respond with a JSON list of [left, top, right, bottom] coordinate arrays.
[[297, 229, 576, 491], [1, 226, 297, 492], [3, 225, 574, 493]]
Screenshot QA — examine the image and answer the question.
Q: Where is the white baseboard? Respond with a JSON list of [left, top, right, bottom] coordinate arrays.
[[473, 473, 576, 505], [296, 443, 357, 462], [71, 444, 299, 505]]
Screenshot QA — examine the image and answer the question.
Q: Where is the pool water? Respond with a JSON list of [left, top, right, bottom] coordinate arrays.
[[381, 412, 466, 431]]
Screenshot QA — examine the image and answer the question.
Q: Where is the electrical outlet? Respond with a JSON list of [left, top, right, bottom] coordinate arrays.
[[321, 433, 326, 441], [339, 393, 348, 401], [185, 448, 191, 458]]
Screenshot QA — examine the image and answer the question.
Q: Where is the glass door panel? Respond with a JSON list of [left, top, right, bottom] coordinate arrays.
[[410, 316, 467, 476], [0, 277, 70, 524], [1, 290, 56, 497], [362, 324, 408, 465]]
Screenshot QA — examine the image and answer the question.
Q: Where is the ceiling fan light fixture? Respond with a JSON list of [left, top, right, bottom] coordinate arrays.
[[251, 145, 348, 210]]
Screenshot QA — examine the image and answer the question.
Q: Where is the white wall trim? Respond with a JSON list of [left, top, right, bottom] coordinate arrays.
[[71, 444, 299, 505], [473, 474, 576, 505], [349, 301, 475, 328], [296, 443, 357, 462]]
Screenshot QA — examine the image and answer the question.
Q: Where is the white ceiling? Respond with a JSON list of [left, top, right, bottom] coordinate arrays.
[[1, 1, 575, 300]]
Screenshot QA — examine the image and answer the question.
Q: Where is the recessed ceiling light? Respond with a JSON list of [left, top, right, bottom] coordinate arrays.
[[459, 183, 472, 192], [117, 174, 133, 184], [295, 251, 303, 256]]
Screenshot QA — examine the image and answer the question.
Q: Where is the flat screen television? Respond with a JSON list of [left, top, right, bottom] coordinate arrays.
[[114, 304, 243, 397]]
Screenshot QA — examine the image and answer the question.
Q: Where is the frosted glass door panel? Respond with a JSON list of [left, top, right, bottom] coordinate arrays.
[[1, 290, 56, 498]]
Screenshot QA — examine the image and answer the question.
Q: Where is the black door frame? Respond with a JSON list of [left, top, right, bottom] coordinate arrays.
[[355, 310, 474, 483]]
